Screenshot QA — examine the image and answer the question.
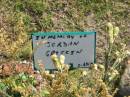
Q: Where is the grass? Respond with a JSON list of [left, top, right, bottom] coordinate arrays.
[[0, 1, 130, 96], [0, 0, 130, 60]]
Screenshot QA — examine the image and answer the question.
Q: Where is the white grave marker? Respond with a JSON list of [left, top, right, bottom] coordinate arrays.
[[32, 32, 96, 70]]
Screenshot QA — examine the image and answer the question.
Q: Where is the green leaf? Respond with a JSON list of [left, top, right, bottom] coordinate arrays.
[[40, 89, 50, 96], [0, 82, 6, 90]]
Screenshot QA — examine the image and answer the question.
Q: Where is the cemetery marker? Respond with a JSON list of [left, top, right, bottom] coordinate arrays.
[[32, 32, 96, 70]]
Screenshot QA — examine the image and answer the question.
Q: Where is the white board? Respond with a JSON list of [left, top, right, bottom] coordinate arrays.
[[32, 32, 96, 70]]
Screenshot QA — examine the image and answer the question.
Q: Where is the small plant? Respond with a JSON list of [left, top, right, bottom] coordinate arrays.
[[32, 54, 112, 97], [103, 22, 129, 90], [0, 13, 29, 62]]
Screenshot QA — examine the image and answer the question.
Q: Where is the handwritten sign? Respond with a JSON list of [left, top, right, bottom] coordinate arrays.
[[32, 32, 96, 70]]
